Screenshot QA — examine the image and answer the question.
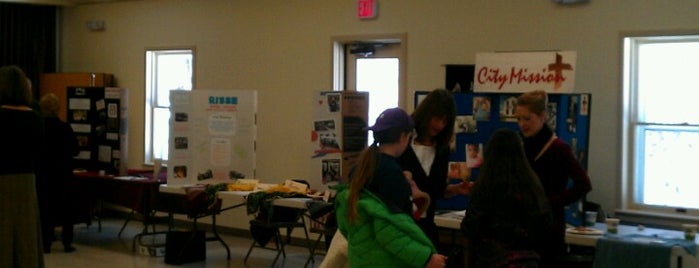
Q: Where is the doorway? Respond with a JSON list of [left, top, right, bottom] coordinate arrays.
[[332, 34, 407, 144]]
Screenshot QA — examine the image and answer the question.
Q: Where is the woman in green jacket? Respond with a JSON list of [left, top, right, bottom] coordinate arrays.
[[334, 107, 447, 268]]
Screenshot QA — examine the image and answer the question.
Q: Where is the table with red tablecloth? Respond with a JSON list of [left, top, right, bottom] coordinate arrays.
[[72, 170, 165, 232]]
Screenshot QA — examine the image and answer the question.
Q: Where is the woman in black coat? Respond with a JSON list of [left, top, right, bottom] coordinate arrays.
[[37, 93, 79, 253]]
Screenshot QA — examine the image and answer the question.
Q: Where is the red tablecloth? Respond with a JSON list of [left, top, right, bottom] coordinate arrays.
[[72, 171, 164, 221]]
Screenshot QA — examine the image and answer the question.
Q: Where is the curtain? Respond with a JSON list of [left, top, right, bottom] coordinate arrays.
[[0, 3, 57, 99]]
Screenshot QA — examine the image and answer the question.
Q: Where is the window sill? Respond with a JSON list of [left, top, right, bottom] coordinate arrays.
[[614, 209, 699, 230]]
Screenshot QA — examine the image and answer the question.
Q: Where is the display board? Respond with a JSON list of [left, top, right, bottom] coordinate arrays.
[[167, 90, 257, 186], [67, 86, 128, 175], [310, 91, 369, 188], [417, 91, 591, 219]]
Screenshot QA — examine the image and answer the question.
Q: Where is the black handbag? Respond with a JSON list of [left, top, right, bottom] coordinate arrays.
[[164, 230, 205, 265]]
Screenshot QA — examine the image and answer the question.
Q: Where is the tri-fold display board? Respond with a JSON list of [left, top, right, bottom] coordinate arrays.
[[310, 91, 369, 188], [167, 90, 257, 186]]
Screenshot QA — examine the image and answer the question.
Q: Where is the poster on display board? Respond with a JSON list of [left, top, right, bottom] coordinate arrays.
[[474, 51, 577, 93], [167, 89, 257, 186], [310, 91, 368, 188], [67, 87, 128, 175]]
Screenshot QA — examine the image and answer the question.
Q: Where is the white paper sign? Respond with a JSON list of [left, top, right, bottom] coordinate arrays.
[[474, 51, 577, 93]]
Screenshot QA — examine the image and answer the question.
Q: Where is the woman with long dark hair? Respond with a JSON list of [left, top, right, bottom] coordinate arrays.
[[461, 129, 553, 267], [398, 89, 471, 245]]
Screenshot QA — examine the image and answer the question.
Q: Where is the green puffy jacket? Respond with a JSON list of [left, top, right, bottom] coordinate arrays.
[[335, 185, 437, 268]]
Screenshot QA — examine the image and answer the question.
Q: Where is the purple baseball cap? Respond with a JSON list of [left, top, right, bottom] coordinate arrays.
[[367, 107, 414, 133]]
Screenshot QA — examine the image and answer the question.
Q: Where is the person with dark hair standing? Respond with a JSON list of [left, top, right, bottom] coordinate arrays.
[[37, 93, 79, 253], [515, 90, 592, 265], [0, 65, 46, 267], [397, 89, 471, 245], [334, 107, 448, 268], [461, 129, 553, 267]]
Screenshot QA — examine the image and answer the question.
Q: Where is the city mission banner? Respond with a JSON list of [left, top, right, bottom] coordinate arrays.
[[474, 51, 576, 93]]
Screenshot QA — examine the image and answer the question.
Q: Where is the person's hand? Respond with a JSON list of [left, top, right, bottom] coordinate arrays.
[[425, 253, 448, 268], [403, 170, 413, 181], [457, 181, 474, 195]]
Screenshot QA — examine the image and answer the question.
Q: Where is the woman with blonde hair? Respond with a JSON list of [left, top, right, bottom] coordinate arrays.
[[515, 90, 591, 266], [37, 93, 79, 253]]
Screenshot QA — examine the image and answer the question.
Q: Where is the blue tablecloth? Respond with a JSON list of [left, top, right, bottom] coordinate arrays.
[[592, 234, 696, 268]]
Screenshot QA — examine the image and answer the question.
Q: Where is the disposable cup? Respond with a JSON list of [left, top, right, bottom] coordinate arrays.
[[153, 159, 163, 179], [682, 223, 697, 240], [605, 218, 620, 234], [585, 211, 597, 227]]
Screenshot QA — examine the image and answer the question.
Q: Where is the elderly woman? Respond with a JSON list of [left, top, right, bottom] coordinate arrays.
[[37, 93, 79, 253]]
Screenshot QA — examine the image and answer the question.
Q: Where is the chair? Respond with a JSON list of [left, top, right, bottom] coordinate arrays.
[[244, 200, 311, 267], [303, 201, 336, 267]]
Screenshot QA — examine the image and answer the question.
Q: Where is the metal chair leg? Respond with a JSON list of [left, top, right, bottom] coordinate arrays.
[[272, 230, 285, 267], [118, 209, 136, 237], [243, 239, 256, 263]]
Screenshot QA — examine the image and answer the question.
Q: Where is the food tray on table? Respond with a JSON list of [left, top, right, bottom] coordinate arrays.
[[566, 227, 604, 235]]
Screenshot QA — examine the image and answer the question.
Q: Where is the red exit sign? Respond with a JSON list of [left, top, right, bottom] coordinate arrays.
[[357, 0, 377, 19]]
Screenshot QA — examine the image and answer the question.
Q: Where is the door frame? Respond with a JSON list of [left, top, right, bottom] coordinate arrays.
[[331, 33, 408, 109]]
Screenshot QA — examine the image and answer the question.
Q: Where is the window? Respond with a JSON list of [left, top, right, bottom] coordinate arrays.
[[623, 34, 699, 216], [145, 48, 194, 164]]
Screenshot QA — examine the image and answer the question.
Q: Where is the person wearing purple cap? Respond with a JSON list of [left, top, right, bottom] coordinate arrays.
[[331, 107, 448, 268]]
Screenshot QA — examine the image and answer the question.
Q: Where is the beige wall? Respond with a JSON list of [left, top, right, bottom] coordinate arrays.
[[58, 0, 699, 229]]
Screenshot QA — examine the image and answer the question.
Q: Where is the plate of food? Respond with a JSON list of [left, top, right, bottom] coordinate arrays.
[[566, 226, 604, 235], [306, 193, 324, 199]]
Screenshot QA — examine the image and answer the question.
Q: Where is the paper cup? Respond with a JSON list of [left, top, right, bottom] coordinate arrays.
[[682, 223, 697, 240], [585, 211, 598, 227], [153, 159, 163, 179], [605, 218, 620, 234]]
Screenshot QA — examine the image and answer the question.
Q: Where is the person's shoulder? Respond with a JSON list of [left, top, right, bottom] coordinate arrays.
[[551, 138, 574, 152]]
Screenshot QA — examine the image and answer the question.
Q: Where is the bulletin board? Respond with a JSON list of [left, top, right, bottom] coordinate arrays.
[[416, 91, 592, 217]]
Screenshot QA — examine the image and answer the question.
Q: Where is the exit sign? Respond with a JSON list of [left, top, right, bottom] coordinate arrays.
[[358, 0, 377, 19]]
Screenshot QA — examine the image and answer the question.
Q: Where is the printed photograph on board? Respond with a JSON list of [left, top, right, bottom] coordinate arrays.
[[455, 115, 477, 134], [322, 159, 342, 184], [546, 102, 557, 130], [473, 96, 491, 121], [466, 143, 483, 168], [448, 161, 470, 181], [499, 95, 518, 122], [567, 96, 578, 133]]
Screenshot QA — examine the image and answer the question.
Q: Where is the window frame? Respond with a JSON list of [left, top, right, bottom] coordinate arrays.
[[622, 32, 699, 218], [144, 47, 195, 165]]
